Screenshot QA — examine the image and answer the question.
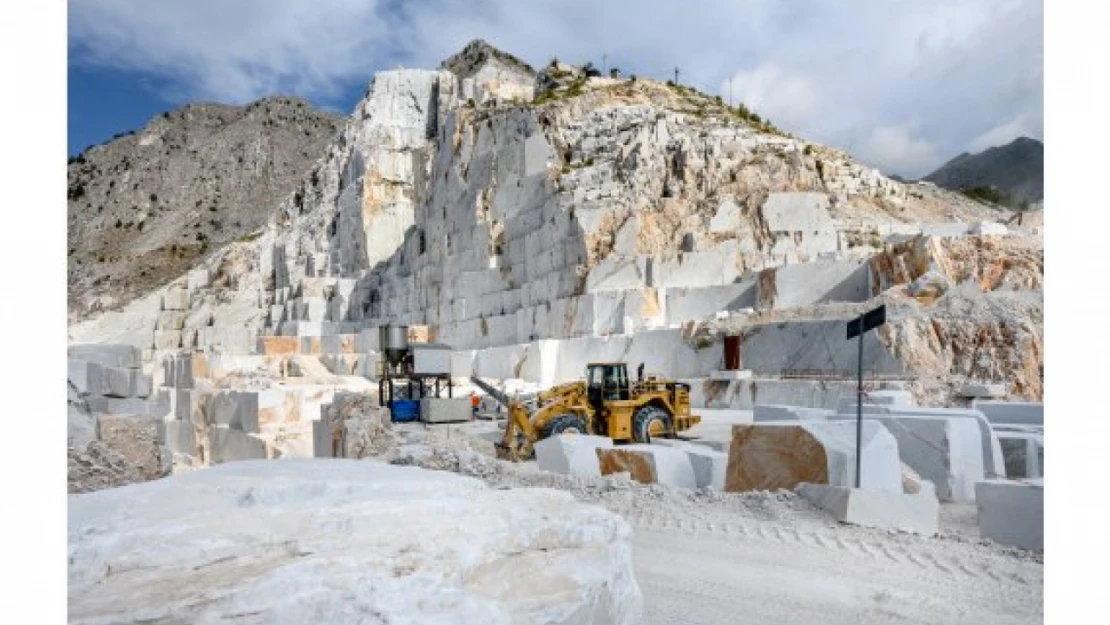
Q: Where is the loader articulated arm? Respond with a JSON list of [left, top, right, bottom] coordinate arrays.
[[496, 381, 591, 461], [469, 376, 512, 408]]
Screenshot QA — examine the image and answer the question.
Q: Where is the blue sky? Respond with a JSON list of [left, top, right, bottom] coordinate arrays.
[[68, 65, 153, 156], [67, 64, 362, 156], [67, 0, 1043, 177]]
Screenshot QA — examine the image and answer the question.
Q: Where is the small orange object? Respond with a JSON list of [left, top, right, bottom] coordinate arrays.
[[470, 394, 480, 409]]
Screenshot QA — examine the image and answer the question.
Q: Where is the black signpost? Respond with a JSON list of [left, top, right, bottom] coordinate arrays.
[[846, 304, 887, 488]]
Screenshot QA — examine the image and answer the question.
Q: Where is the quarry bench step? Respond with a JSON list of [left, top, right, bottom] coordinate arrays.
[[780, 369, 917, 381]]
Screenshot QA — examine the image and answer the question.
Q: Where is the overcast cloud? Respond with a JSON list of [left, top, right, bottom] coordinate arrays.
[[69, 0, 1043, 177]]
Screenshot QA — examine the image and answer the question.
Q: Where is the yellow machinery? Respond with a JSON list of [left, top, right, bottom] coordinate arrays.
[[477, 363, 701, 461]]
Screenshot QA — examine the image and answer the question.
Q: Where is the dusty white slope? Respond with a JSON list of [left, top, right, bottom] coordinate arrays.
[[68, 460, 642, 625]]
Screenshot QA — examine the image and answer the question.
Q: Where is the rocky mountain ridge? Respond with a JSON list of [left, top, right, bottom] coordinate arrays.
[[68, 96, 341, 321], [923, 136, 1043, 207]]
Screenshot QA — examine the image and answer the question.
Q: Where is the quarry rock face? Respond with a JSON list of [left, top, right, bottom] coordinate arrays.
[[440, 38, 537, 105], [67, 97, 341, 320], [68, 41, 1032, 396], [68, 460, 643, 625]]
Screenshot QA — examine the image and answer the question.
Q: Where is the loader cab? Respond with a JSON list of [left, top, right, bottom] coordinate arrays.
[[587, 363, 631, 411]]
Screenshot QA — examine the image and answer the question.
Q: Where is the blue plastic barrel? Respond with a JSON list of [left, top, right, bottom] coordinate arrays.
[[390, 399, 420, 423]]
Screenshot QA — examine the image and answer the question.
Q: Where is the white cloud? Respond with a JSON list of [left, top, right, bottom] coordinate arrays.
[[859, 125, 941, 178], [68, 0, 1043, 176], [720, 64, 823, 131], [69, 0, 395, 103], [968, 115, 1043, 154]]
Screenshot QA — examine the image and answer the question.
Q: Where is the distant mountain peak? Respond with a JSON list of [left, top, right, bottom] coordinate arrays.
[[923, 136, 1043, 205], [441, 39, 536, 78]]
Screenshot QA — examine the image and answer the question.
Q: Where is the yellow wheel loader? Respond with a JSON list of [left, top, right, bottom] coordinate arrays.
[[473, 363, 701, 461]]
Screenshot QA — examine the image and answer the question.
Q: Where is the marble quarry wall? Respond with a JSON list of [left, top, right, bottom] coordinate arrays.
[[65, 58, 1041, 411]]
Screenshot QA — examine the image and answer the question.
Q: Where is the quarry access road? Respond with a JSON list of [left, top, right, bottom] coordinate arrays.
[[626, 511, 1042, 625], [425, 420, 1043, 624]]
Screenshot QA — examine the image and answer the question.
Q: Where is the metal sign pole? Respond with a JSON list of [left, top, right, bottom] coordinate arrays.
[[846, 303, 886, 491]]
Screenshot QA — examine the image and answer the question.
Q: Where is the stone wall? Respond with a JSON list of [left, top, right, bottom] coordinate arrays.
[[67, 344, 171, 493], [737, 319, 905, 376]]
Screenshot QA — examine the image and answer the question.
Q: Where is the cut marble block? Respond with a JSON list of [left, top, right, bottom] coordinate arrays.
[[258, 336, 301, 356], [830, 413, 989, 501], [153, 330, 182, 350], [959, 383, 1007, 399], [753, 404, 835, 422], [208, 427, 271, 464], [797, 482, 939, 535], [725, 422, 902, 494], [68, 344, 142, 369], [207, 391, 260, 433], [595, 444, 697, 489], [652, 439, 727, 490], [101, 366, 136, 398], [312, 420, 333, 458], [997, 431, 1044, 479], [133, 373, 152, 398], [161, 286, 189, 311], [68, 360, 96, 395], [709, 369, 752, 381], [836, 390, 915, 414], [187, 268, 210, 290], [971, 400, 1044, 426], [975, 479, 1043, 550], [163, 420, 198, 457], [419, 398, 471, 423], [535, 434, 612, 478]]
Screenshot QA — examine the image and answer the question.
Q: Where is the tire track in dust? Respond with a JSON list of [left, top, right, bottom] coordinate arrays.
[[877, 543, 905, 564], [756, 524, 773, 541], [770, 525, 790, 543], [921, 552, 954, 574], [811, 532, 835, 549], [832, 535, 854, 553], [790, 527, 814, 547], [954, 559, 982, 578], [979, 563, 1003, 582], [628, 511, 1032, 584], [902, 550, 931, 570], [852, 540, 881, 561]]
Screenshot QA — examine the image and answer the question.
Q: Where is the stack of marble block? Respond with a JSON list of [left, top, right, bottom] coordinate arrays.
[[67, 344, 172, 486], [269, 276, 361, 337], [973, 400, 1044, 480], [256, 333, 381, 378], [161, 353, 305, 464], [151, 268, 252, 353], [68, 344, 166, 418]]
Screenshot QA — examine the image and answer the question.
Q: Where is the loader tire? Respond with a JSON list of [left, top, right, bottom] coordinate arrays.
[[633, 406, 672, 443], [544, 415, 588, 438]]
